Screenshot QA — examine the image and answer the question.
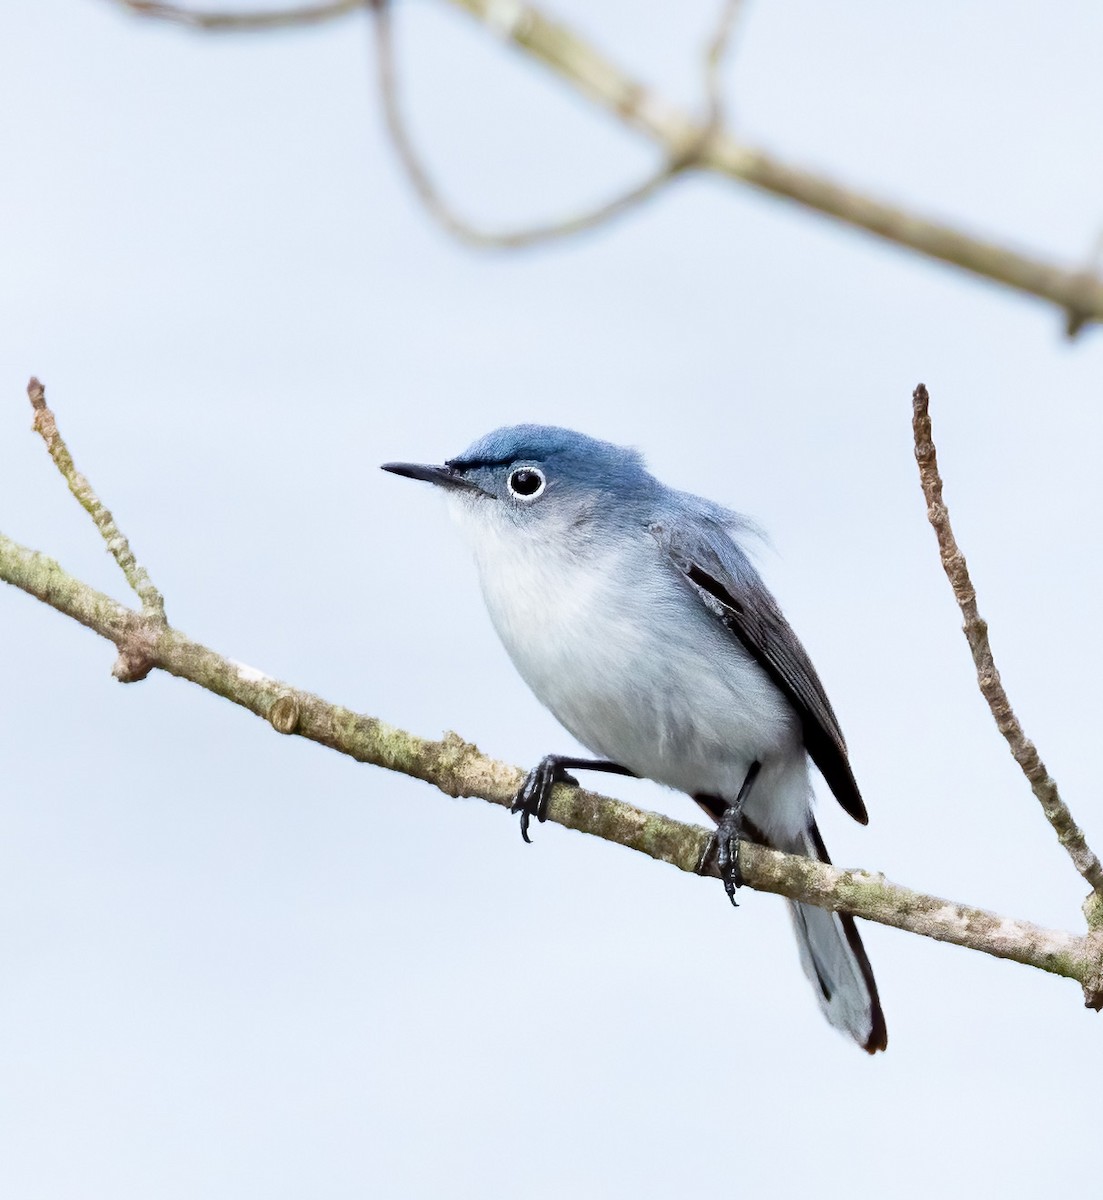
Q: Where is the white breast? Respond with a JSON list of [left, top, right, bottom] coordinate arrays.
[[455, 504, 802, 805]]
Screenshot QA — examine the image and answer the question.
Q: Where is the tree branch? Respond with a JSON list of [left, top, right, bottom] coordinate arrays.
[[368, 0, 740, 249], [442, 0, 1103, 332], [115, 0, 364, 30], [911, 383, 1103, 898], [370, 1, 681, 250], [4, 379, 1103, 1009], [112, 0, 1103, 332], [28, 378, 166, 627]]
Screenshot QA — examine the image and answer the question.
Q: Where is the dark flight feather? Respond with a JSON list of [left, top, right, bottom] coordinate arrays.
[[652, 518, 868, 825]]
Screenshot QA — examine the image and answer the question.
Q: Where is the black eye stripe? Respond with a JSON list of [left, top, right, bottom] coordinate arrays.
[[446, 455, 513, 471]]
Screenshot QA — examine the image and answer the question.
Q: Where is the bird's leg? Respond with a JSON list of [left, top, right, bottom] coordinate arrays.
[[512, 755, 636, 844], [713, 761, 762, 906]]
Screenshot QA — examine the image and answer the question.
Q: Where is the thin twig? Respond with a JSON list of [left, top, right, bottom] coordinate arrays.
[[27, 379, 166, 632], [370, 0, 709, 250], [702, 0, 744, 127], [116, 0, 364, 30], [911, 382, 1103, 898]]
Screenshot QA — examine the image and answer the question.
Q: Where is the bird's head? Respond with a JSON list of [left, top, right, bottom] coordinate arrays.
[[382, 425, 656, 547]]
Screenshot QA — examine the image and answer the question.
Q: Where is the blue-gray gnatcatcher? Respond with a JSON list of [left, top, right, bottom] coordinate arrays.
[[383, 425, 886, 1053]]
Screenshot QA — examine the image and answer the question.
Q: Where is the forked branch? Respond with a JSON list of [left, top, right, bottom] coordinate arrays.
[[114, 0, 1103, 332], [2, 378, 1102, 1009], [368, 0, 743, 249]]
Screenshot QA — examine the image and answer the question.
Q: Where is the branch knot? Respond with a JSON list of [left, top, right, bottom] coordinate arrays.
[[268, 695, 301, 734], [111, 616, 161, 683]]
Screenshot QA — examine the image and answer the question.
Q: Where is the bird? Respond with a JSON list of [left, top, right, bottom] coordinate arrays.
[[382, 425, 887, 1053]]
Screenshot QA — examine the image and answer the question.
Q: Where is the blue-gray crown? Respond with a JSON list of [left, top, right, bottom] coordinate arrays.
[[450, 424, 646, 481]]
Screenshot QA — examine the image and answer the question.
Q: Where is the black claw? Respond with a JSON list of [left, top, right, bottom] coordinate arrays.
[[511, 756, 577, 842], [715, 807, 745, 905], [710, 760, 762, 906], [511, 755, 629, 843]]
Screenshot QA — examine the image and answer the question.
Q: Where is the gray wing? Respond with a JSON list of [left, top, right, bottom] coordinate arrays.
[[652, 517, 868, 825]]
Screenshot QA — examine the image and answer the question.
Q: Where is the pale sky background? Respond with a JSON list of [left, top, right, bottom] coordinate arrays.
[[3, 2, 1103, 1197]]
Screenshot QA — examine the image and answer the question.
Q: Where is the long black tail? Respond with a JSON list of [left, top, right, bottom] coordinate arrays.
[[781, 820, 887, 1053], [698, 798, 887, 1053]]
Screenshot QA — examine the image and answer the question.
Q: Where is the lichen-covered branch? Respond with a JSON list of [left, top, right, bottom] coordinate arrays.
[[5, 385, 1103, 1012], [1, 526, 1098, 1000], [5, 377, 1102, 1009], [912, 382, 1103, 897], [28, 378, 166, 628]]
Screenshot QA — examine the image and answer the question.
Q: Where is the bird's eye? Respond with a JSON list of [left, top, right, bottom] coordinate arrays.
[[507, 467, 546, 500]]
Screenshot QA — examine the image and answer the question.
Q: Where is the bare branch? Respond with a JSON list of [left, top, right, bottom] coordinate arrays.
[[1, 525, 1098, 1000], [115, 0, 365, 30], [27, 378, 166, 643], [702, 0, 744, 128], [4, 377, 1103, 1009], [444, 0, 1103, 332], [911, 382, 1103, 898], [114, 0, 1103, 327], [370, 0, 701, 250], [369, 0, 747, 249]]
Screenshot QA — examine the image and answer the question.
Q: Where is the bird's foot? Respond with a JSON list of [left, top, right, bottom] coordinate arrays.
[[715, 803, 746, 906], [511, 755, 579, 843], [709, 760, 762, 906]]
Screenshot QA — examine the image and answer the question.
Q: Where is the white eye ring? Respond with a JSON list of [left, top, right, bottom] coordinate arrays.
[[507, 466, 546, 500]]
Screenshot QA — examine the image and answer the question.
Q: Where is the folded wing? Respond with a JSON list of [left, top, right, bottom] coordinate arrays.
[[652, 515, 868, 825]]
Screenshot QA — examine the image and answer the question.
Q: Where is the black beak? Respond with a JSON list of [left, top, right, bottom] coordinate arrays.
[[380, 461, 488, 495]]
